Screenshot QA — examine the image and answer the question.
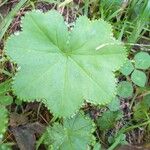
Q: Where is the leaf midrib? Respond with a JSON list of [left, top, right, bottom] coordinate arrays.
[[29, 14, 64, 54], [69, 56, 110, 98]]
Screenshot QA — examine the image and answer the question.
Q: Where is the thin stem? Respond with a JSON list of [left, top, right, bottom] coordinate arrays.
[[123, 120, 150, 133], [129, 90, 138, 110]]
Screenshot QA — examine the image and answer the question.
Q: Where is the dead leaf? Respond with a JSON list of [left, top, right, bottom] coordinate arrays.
[[11, 126, 35, 150], [10, 122, 46, 150]]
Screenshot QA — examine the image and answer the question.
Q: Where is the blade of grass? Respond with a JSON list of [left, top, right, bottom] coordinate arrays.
[[0, 0, 28, 40], [117, 21, 127, 41], [59, 0, 73, 7], [0, 0, 8, 7], [127, 0, 150, 48], [106, 8, 122, 21], [39, 0, 60, 4]]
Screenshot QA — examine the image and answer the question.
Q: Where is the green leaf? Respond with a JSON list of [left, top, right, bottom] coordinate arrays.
[[0, 80, 12, 106], [0, 144, 11, 150], [117, 81, 133, 98], [97, 110, 122, 131], [120, 59, 134, 76], [44, 113, 95, 150], [0, 107, 8, 140], [0, 95, 13, 106], [134, 52, 150, 69], [131, 70, 147, 87], [40, 0, 60, 3], [6, 10, 126, 117], [101, 0, 123, 10], [0, 80, 11, 95], [93, 142, 101, 150], [14, 98, 23, 105], [108, 133, 127, 149], [133, 94, 150, 121], [108, 97, 120, 111]]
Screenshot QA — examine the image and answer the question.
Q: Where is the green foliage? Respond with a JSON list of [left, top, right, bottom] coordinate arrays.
[[133, 94, 150, 121], [0, 80, 10, 142], [0, 107, 8, 140], [108, 97, 120, 111], [0, 80, 11, 95], [131, 69, 147, 87], [0, 0, 28, 40], [0, 80, 13, 106], [108, 133, 127, 150], [93, 142, 101, 150], [117, 81, 133, 98], [127, 0, 150, 44], [97, 110, 122, 131], [0, 0, 150, 149], [40, 0, 61, 4], [0, 144, 11, 150], [134, 52, 150, 70], [120, 59, 134, 76], [120, 52, 149, 88], [100, 0, 123, 20], [43, 113, 95, 150], [101, 0, 123, 9], [0, 95, 13, 106], [6, 10, 126, 117]]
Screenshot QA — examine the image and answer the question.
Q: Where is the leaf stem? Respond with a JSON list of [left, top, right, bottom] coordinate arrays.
[[123, 120, 150, 133], [129, 89, 138, 109]]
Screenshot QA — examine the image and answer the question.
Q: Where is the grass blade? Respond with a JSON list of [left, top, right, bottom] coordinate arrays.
[[0, 0, 28, 40]]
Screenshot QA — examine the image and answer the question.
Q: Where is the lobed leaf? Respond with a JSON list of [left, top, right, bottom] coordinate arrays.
[[6, 10, 127, 117], [44, 113, 95, 150]]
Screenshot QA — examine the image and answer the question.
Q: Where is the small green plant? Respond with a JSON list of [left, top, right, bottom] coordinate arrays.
[[5, 10, 126, 117], [0, 107, 8, 140], [133, 94, 150, 122], [0, 80, 13, 106], [97, 110, 122, 131], [0, 106, 10, 150], [0, 80, 12, 138], [43, 113, 95, 150], [120, 52, 150, 88]]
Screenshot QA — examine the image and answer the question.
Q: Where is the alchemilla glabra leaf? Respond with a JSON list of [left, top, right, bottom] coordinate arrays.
[[44, 113, 95, 150], [6, 10, 126, 117]]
